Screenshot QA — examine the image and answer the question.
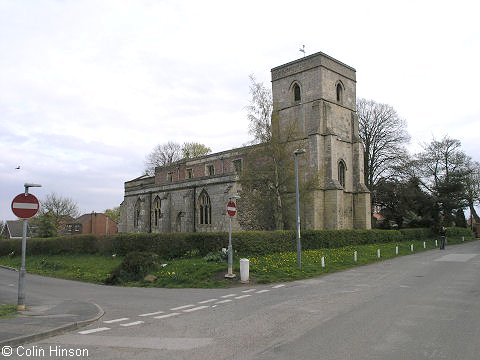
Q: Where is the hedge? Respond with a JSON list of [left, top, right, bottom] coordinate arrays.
[[0, 227, 474, 259]]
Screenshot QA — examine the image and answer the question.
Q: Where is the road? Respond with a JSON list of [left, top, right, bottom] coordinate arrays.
[[1, 241, 480, 359]]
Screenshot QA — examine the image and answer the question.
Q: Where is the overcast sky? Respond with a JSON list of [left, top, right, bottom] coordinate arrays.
[[1, 0, 479, 221]]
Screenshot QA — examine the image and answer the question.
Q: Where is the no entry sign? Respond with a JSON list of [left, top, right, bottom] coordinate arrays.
[[11, 193, 40, 219], [226, 200, 237, 217]]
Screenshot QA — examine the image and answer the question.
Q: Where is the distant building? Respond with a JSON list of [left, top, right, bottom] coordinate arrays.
[[120, 51, 371, 233], [1, 220, 32, 239], [63, 212, 118, 236]]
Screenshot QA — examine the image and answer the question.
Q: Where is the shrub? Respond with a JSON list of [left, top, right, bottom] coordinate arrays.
[[105, 251, 159, 285]]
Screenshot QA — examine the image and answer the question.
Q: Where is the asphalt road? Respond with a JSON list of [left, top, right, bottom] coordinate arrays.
[[1, 241, 480, 359]]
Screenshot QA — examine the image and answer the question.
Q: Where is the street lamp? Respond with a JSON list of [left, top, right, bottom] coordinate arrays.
[[17, 183, 42, 311], [294, 149, 306, 269]]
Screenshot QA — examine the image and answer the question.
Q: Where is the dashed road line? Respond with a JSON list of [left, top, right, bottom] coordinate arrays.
[[120, 321, 144, 327], [272, 284, 285, 289], [255, 289, 270, 294], [154, 312, 181, 319], [234, 294, 252, 300], [103, 317, 129, 324], [215, 299, 233, 304], [242, 289, 256, 293], [79, 327, 110, 335], [183, 306, 209, 313], [170, 304, 195, 311], [198, 298, 218, 304], [221, 294, 237, 298], [138, 311, 164, 317]]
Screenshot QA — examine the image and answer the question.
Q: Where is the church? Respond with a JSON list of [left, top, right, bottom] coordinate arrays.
[[118, 51, 371, 233]]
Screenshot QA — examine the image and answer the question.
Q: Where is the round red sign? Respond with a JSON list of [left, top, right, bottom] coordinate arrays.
[[11, 193, 40, 219], [226, 200, 237, 217]]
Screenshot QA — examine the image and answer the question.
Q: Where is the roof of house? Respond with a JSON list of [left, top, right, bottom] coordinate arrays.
[[2, 220, 31, 239]]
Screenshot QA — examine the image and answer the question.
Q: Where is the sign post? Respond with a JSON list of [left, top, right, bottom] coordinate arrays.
[[11, 183, 41, 311], [225, 199, 237, 279]]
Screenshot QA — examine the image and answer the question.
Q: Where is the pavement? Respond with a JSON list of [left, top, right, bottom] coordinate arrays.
[[0, 266, 104, 347]]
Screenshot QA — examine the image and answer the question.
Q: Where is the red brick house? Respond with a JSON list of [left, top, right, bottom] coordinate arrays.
[[64, 212, 118, 236]]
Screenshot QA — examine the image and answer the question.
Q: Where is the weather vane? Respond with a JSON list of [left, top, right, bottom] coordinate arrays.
[[299, 45, 306, 57]]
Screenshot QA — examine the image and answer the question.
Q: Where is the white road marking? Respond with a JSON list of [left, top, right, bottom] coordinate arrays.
[[78, 327, 110, 335], [221, 294, 237, 298], [170, 304, 195, 311], [255, 290, 270, 294], [120, 321, 144, 327], [103, 317, 129, 324], [198, 298, 218, 304], [215, 299, 233, 304], [139, 311, 164, 317], [241, 289, 256, 293], [154, 312, 181, 319], [234, 294, 252, 299], [183, 306, 209, 313], [272, 284, 285, 289]]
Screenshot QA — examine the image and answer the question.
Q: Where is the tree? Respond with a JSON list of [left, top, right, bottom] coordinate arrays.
[[104, 206, 121, 223], [181, 142, 211, 159], [144, 141, 211, 175], [463, 159, 480, 223], [410, 136, 471, 226], [357, 98, 411, 191], [246, 74, 273, 144]]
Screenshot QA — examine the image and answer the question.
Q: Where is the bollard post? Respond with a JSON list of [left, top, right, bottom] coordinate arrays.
[[395, 245, 399, 255], [377, 249, 381, 259], [240, 258, 249, 283], [435, 239, 438, 247], [321, 256, 325, 268], [423, 241, 426, 249], [410, 244, 414, 252], [354, 251, 357, 263]]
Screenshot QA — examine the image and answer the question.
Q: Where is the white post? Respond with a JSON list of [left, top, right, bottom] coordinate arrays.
[[435, 239, 438, 247], [462, 236, 465, 242], [354, 251, 357, 262], [395, 245, 399, 255], [321, 256, 325, 268], [423, 241, 426, 249], [410, 244, 414, 252], [377, 249, 381, 259]]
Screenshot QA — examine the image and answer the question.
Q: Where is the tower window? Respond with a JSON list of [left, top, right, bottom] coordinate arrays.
[[336, 82, 343, 103], [293, 83, 301, 102], [206, 164, 215, 176], [199, 190, 212, 225], [338, 160, 346, 188]]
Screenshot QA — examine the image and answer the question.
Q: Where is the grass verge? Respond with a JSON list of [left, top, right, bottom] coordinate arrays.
[[0, 237, 474, 288], [0, 304, 17, 318]]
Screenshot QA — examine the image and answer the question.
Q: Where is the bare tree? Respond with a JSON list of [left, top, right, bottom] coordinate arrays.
[[246, 74, 272, 144], [357, 98, 411, 191], [36, 193, 80, 233], [464, 159, 480, 223], [144, 141, 182, 175]]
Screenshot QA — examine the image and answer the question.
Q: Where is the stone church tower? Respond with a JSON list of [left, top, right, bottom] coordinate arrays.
[[271, 52, 371, 229], [119, 51, 371, 233]]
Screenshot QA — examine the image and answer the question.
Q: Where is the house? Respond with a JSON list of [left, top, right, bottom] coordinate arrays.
[[0, 220, 32, 239], [63, 212, 118, 236]]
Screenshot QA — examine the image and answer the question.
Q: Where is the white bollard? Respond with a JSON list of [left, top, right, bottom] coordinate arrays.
[[410, 244, 414, 252], [395, 245, 399, 255], [354, 251, 357, 263], [377, 249, 381, 259], [321, 256, 325, 268], [240, 258, 250, 283], [423, 241, 426, 249], [462, 236, 465, 242], [435, 239, 438, 247]]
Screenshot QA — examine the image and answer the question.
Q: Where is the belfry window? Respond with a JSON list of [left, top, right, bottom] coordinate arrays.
[[293, 83, 301, 102], [152, 196, 161, 227], [199, 190, 212, 225], [338, 160, 346, 188]]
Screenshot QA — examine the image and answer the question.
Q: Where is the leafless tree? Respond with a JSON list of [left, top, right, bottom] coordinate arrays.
[[144, 142, 182, 175], [357, 98, 411, 191], [38, 192, 80, 231]]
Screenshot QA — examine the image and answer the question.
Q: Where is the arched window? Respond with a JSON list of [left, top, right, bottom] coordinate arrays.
[[293, 83, 301, 102], [338, 160, 346, 188], [199, 190, 212, 225], [152, 196, 161, 227], [336, 82, 343, 103], [134, 198, 142, 228]]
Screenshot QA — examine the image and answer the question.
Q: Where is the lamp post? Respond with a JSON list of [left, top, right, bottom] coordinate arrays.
[[294, 149, 306, 269], [17, 183, 42, 311]]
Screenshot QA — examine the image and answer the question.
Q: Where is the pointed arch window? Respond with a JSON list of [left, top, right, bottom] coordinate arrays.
[[336, 82, 344, 103], [293, 83, 301, 102], [199, 190, 212, 225], [338, 160, 346, 188], [134, 198, 142, 228], [152, 196, 162, 227]]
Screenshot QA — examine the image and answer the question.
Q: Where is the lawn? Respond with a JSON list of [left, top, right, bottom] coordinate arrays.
[[0, 304, 17, 318], [0, 237, 472, 288]]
